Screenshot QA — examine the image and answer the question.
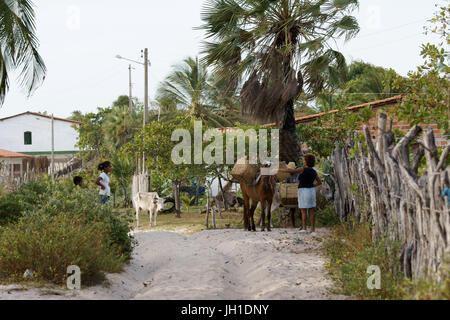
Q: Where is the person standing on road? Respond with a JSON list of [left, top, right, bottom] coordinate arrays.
[[278, 154, 322, 238]]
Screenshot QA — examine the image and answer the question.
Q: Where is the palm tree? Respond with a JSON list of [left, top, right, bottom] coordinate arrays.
[[343, 62, 401, 105], [314, 61, 404, 112], [0, 0, 46, 104], [156, 56, 238, 127], [104, 105, 141, 151], [200, 0, 360, 162]]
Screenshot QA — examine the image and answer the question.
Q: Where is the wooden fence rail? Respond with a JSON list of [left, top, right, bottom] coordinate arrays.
[[332, 113, 449, 280]]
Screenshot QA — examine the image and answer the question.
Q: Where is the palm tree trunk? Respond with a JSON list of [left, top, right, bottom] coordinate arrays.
[[280, 99, 303, 163]]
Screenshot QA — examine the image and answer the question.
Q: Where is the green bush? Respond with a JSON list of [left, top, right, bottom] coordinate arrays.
[[0, 196, 24, 225], [0, 214, 123, 285], [0, 176, 52, 226], [0, 176, 135, 286], [23, 180, 135, 260]]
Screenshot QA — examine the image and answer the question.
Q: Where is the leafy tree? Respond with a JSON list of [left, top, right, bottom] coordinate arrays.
[[71, 95, 144, 160], [104, 105, 141, 151], [71, 107, 112, 159], [124, 118, 197, 218], [393, 3, 450, 134], [0, 0, 46, 104], [112, 95, 131, 108], [125, 117, 265, 218], [200, 0, 360, 162]]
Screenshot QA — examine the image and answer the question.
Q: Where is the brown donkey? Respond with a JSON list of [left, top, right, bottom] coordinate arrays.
[[240, 174, 277, 232]]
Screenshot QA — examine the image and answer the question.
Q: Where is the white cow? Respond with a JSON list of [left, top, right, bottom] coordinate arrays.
[[133, 192, 165, 228]]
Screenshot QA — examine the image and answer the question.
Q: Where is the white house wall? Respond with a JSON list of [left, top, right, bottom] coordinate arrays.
[[0, 114, 79, 154]]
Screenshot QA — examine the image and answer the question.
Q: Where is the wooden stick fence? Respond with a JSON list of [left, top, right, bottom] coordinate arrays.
[[332, 113, 449, 280]]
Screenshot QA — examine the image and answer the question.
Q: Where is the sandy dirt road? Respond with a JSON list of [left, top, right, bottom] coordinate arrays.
[[0, 228, 346, 300]]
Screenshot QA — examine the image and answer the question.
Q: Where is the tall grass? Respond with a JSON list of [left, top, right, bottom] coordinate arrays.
[[323, 220, 450, 300]]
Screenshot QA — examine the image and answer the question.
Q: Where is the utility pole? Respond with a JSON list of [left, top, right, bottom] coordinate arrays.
[[51, 114, 55, 179], [128, 64, 133, 112], [143, 48, 149, 126], [142, 48, 149, 190]]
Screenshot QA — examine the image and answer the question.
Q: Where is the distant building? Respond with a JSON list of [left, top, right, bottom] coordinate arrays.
[[0, 111, 82, 156], [0, 148, 32, 179]]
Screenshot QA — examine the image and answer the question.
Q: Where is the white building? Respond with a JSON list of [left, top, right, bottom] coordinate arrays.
[[0, 111, 81, 159]]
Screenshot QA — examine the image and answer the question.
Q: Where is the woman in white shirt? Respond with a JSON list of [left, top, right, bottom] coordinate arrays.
[[96, 161, 113, 205]]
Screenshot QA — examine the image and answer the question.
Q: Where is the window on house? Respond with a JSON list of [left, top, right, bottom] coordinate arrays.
[[24, 131, 32, 145]]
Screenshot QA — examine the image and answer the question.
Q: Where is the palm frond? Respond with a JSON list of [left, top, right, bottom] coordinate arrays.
[[0, 0, 46, 105]]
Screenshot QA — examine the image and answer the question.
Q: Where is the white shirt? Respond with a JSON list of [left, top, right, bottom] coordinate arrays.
[[98, 172, 111, 196]]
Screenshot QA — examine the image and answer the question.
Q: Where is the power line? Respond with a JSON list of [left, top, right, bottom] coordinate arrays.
[[356, 18, 430, 39], [350, 32, 424, 53]]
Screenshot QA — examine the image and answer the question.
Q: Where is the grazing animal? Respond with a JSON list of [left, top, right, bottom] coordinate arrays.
[[212, 183, 236, 209], [210, 181, 243, 215], [133, 192, 165, 228], [240, 169, 277, 232]]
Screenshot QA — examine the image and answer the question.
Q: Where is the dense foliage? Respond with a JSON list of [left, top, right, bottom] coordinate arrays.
[[0, 177, 134, 285], [296, 105, 373, 158]]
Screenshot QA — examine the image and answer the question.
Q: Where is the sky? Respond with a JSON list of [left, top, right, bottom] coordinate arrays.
[[0, 0, 446, 119]]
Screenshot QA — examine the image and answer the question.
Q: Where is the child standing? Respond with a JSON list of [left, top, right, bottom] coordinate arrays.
[[278, 154, 322, 238], [96, 161, 112, 205]]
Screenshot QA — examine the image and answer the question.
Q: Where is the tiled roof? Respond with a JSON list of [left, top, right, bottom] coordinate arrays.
[[0, 148, 33, 159], [0, 111, 83, 125], [262, 95, 403, 127]]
